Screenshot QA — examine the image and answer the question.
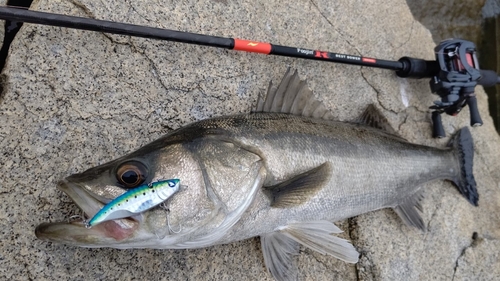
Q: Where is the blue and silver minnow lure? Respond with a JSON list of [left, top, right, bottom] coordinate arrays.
[[86, 179, 180, 228]]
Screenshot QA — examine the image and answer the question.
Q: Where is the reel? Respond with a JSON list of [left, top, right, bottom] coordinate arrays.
[[429, 39, 483, 138]]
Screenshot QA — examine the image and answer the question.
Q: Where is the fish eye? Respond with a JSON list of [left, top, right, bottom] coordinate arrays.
[[116, 161, 148, 188], [168, 180, 179, 188]]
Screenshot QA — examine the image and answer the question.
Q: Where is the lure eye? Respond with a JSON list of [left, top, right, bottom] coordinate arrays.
[[116, 161, 148, 188]]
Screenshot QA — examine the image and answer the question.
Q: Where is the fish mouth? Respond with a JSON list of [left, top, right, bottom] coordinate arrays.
[[35, 179, 140, 247]]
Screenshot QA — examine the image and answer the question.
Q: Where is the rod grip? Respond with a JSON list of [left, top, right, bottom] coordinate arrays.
[[396, 57, 439, 78], [467, 96, 483, 127], [431, 111, 446, 138]]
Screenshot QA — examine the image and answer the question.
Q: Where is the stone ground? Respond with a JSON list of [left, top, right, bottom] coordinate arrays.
[[0, 0, 499, 280]]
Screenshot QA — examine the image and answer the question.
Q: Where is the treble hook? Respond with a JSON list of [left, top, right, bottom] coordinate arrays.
[[160, 202, 182, 234]]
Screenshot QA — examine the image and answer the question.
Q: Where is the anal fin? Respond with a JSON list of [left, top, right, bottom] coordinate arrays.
[[393, 189, 426, 231], [265, 163, 331, 208]]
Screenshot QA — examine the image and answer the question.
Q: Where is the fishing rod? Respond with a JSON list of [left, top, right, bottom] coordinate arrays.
[[0, 6, 498, 138]]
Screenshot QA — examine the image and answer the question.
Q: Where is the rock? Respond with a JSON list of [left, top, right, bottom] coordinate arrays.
[[483, 0, 500, 18], [406, 0, 487, 43], [0, 0, 499, 280]]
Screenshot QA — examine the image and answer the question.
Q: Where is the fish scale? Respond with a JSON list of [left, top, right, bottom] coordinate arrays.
[[86, 179, 180, 227]]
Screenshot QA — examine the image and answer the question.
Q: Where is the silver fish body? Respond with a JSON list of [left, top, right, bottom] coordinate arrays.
[[188, 113, 463, 243], [36, 69, 477, 281]]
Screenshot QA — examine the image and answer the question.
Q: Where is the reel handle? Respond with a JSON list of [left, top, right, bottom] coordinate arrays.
[[467, 95, 483, 127], [431, 111, 446, 138]]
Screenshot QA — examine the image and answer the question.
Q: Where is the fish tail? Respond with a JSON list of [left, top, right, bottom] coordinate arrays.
[[449, 127, 478, 206]]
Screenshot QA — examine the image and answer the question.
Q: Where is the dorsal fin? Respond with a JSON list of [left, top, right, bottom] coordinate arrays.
[[356, 104, 409, 142], [254, 68, 335, 120], [356, 104, 397, 134]]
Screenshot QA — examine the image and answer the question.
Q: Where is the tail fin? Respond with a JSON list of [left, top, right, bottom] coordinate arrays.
[[448, 127, 478, 206]]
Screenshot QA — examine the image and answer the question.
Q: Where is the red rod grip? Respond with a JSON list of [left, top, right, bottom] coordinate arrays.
[[233, 39, 272, 54]]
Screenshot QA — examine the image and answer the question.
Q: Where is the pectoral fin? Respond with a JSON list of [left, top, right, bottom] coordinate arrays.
[[265, 163, 331, 208], [393, 189, 426, 231]]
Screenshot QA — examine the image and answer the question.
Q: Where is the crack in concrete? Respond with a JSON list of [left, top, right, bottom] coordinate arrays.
[[161, 123, 175, 131], [451, 233, 479, 281], [406, 105, 430, 115], [347, 218, 361, 281], [124, 0, 152, 23], [100, 32, 133, 46], [423, 199, 442, 241], [347, 218, 358, 243], [308, 0, 361, 55], [310, 252, 330, 270], [397, 114, 409, 132], [359, 68, 399, 115], [359, 69, 433, 134], [358, 250, 378, 281], [138, 48, 201, 94], [395, 20, 415, 50], [68, 0, 95, 18], [68, 0, 135, 47], [397, 105, 431, 134], [60, 2, 134, 57], [426, 204, 439, 232], [0, 74, 10, 103]]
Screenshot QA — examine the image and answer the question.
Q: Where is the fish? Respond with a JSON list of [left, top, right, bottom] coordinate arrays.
[[35, 69, 478, 281], [86, 179, 180, 228]]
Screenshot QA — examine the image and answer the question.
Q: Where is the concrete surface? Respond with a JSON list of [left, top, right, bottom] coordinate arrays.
[[0, 0, 499, 280]]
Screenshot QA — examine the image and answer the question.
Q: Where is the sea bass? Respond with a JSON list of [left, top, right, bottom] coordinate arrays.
[[36, 69, 478, 281]]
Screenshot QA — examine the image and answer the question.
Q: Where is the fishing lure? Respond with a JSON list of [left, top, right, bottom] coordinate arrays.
[[86, 179, 180, 228]]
